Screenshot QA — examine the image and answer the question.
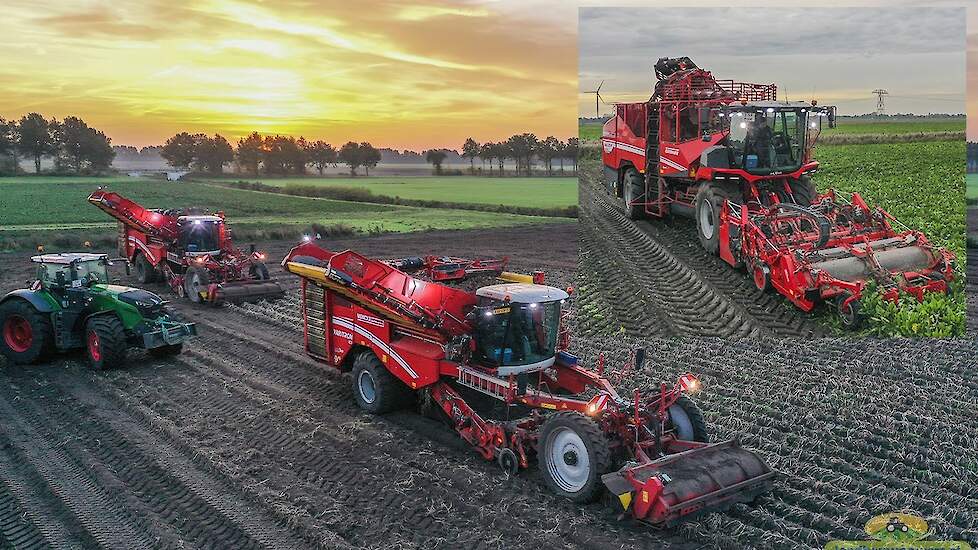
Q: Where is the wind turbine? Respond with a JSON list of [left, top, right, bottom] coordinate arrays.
[[585, 80, 605, 118]]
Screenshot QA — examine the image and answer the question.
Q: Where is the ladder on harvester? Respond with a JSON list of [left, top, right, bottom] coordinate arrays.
[[645, 104, 667, 217], [456, 365, 512, 398]]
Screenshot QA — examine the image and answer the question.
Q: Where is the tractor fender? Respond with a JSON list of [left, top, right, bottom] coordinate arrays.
[[0, 289, 59, 313]]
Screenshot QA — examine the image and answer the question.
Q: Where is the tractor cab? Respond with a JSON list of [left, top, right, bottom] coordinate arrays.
[[472, 283, 569, 375], [714, 102, 835, 175], [33, 253, 112, 290], [176, 215, 224, 255]]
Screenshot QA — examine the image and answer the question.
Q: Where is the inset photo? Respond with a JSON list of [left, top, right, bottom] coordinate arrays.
[[579, 7, 967, 337]]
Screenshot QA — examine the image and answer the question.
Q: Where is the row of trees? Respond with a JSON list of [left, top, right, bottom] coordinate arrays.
[[0, 113, 114, 174], [160, 132, 384, 176], [460, 134, 578, 176]]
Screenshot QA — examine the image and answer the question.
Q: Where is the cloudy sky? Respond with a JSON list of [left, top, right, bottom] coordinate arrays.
[[0, 1, 973, 148]]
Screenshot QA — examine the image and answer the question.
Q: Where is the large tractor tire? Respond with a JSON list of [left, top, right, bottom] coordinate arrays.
[[667, 395, 710, 443], [85, 315, 128, 370], [351, 351, 413, 414], [621, 168, 645, 220], [538, 411, 612, 503], [184, 267, 210, 304], [0, 300, 54, 365], [783, 175, 817, 206], [134, 253, 157, 284], [695, 182, 741, 256]]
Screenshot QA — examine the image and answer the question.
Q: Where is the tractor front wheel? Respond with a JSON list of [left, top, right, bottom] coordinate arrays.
[[134, 253, 157, 284], [351, 351, 413, 414], [184, 267, 210, 304], [667, 395, 710, 443], [0, 300, 54, 365], [622, 168, 645, 220], [85, 315, 128, 370], [538, 411, 612, 503], [694, 182, 740, 256]]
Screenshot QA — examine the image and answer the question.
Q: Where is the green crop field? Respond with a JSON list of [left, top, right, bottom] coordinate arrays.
[[203, 176, 577, 209], [967, 173, 978, 201], [814, 140, 966, 260], [823, 118, 965, 135], [0, 176, 566, 250], [579, 123, 602, 141]]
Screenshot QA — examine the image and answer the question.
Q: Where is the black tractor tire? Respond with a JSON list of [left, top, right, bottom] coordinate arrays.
[[85, 315, 128, 370], [538, 411, 613, 503], [149, 344, 183, 358], [249, 262, 271, 281], [184, 267, 210, 304], [667, 395, 710, 443], [351, 351, 413, 414], [783, 175, 817, 206], [621, 168, 645, 220], [836, 292, 864, 330], [0, 299, 54, 365], [134, 253, 157, 284], [694, 182, 741, 256]]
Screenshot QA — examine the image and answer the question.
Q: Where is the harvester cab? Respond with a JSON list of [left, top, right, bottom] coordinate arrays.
[[175, 215, 224, 255]]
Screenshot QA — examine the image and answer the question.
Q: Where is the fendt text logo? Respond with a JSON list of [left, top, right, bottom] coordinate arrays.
[[825, 512, 971, 549]]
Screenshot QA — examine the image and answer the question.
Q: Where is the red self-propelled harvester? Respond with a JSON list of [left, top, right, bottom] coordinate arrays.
[[88, 190, 285, 304], [282, 240, 775, 526], [601, 57, 954, 328]]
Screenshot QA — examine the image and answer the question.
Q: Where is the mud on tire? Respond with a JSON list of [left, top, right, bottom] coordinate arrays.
[[0, 299, 54, 365], [86, 315, 128, 370], [538, 411, 612, 503], [351, 351, 413, 414]]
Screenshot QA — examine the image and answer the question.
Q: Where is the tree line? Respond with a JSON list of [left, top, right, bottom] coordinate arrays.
[[162, 131, 578, 177], [0, 113, 114, 175]]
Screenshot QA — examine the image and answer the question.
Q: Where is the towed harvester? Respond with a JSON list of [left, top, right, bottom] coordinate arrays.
[[282, 241, 774, 526], [88, 190, 284, 304], [601, 57, 954, 327]]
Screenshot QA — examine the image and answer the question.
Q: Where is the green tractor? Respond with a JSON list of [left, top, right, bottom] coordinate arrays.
[[0, 253, 197, 370]]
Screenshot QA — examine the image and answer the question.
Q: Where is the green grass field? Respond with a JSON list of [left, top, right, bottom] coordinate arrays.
[[967, 173, 978, 201], [0, 176, 567, 250], [202, 176, 577, 209], [579, 123, 601, 141]]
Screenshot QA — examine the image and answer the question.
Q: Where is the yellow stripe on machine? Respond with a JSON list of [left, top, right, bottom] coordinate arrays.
[[497, 271, 534, 284]]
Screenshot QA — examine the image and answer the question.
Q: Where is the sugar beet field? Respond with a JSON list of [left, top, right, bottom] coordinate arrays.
[[0, 221, 975, 549]]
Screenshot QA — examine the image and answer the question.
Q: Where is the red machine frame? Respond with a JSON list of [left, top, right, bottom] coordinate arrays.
[[283, 241, 774, 526]]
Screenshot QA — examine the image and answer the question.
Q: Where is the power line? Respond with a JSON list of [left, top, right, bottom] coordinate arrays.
[[872, 89, 888, 115]]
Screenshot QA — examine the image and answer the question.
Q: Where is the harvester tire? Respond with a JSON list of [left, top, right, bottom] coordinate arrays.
[[134, 253, 157, 284], [184, 268, 210, 304], [622, 168, 645, 220], [0, 299, 54, 365], [85, 315, 128, 370], [695, 182, 740, 256], [836, 292, 864, 330], [249, 262, 271, 281], [667, 395, 709, 443], [538, 411, 612, 503], [351, 351, 413, 414], [786, 175, 817, 206], [149, 344, 183, 358]]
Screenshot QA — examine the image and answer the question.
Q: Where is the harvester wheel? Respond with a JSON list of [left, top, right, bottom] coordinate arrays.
[[785, 175, 817, 206], [695, 182, 740, 256], [85, 315, 128, 370], [134, 253, 157, 284], [836, 293, 864, 330], [0, 299, 54, 365], [351, 351, 413, 414], [752, 261, 771, 292], [622, 168, 645, 220], [249, 262, 271, 281], [538, 412, 612, 503], [667, 395, 709, 443], [184, 267, 210, 304], [149, 344, 183, 358]]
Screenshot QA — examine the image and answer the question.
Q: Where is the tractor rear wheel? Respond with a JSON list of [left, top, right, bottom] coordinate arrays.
[[134, 253, 157, 284], [622, 168, 645, 220], [667, 395, 709, 443], [85, 315, 128, 370], [695, 182, 741, 256], [538, 411, 612, 503], [149, 344, 183, 358], [351, 351, 413, 414], [0, 300, 54, 365], [184, 267, 210, 304]]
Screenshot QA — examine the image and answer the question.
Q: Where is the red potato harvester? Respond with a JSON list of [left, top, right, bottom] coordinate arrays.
[[88, 190, 284, 304], [601, 56, 954, 328], [282, 240, 774, 526]]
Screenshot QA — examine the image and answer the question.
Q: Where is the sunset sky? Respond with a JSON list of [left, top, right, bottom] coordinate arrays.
[[0, 0, 974, 149]]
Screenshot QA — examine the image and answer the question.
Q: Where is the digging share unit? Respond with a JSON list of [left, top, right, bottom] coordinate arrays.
[[88, 190, 284, 304], [602, 57, 954, 327], [282, 241, 774, 526]]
